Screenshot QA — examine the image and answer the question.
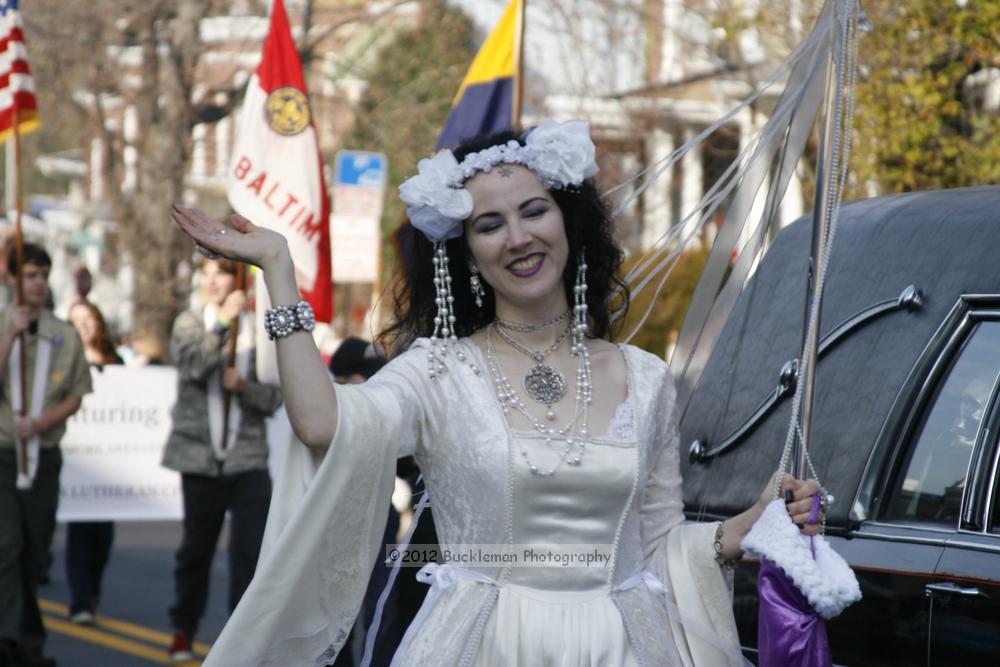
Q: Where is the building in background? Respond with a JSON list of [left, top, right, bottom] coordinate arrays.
[[1, 0, 810, 336], [16, 0, 417, 338]]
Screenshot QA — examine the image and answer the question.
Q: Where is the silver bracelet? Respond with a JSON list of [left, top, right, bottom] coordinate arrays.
[[264, 300, 316, 340], [713, 521, 740, 570]]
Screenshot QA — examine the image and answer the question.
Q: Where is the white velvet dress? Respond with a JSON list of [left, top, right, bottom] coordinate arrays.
[[202, 338, 743, 667]]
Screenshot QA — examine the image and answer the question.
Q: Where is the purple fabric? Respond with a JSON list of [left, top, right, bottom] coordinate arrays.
[[757, 558, 833, 667], [807, 495, 821, 558]]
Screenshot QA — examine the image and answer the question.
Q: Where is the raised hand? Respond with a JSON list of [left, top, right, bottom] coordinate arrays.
[[219, 290, 247, 325], [171, 205, 290, 271]]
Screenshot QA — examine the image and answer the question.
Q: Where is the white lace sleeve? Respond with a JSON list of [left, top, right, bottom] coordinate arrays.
[[363, 338, 438, 458], [606, 394, 635, 440], [202, 375, 404, 666], [632, 349, 742, 667], [639, 367, 684, 561]]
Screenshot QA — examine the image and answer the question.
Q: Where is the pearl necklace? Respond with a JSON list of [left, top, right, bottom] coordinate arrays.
[[495, 310, 571, 332], [494, 322, 572, 419], [486, 324, 593, 477]]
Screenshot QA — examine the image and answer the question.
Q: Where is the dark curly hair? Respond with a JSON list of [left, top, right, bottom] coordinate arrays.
[[379, 129, 629, 353]]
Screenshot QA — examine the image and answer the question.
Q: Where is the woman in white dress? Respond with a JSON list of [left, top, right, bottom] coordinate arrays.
[[171, 120, 823, 667]]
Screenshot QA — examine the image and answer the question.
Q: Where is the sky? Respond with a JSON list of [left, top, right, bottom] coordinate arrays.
[[448, 0, 648, 99]]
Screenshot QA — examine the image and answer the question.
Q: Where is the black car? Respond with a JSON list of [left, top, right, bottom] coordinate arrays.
[[679, 186, 1000, 666]]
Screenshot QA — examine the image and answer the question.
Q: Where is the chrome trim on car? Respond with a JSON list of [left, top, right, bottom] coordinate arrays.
[[688, 360, 798, 463], [941, 539, 1000, 554], [848, 530, 949, 547], [925, 582, 989, 598], [985, 437, 1000, 530], [862, 520, 955, 534], [689, 286, 923, 464]]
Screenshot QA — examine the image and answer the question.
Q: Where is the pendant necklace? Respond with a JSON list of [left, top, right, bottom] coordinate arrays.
[[486, 324, 593, 477], [493, 320, 571, 420]]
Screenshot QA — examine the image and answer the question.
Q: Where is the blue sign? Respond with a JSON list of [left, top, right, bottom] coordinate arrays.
[[334, 151, 387, 189]]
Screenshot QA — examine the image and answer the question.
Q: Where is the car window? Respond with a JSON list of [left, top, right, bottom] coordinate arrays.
[[992, 466, 1000, 534], [884, 320, 1000, 526]]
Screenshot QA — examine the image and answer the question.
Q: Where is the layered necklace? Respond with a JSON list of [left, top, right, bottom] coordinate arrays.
[[494, 315, 571, 420], [486, 312, 593, 477]]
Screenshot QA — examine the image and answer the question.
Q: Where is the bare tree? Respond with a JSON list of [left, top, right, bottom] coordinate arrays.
[[22, 0, 413, 354], [24, 0, 236, 354]]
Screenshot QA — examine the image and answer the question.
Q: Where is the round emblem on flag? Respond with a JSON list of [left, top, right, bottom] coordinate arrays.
[[264, 87, 310, 136]]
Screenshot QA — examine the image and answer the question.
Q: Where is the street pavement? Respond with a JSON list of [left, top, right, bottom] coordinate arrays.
[[40, 521, 229, 666]]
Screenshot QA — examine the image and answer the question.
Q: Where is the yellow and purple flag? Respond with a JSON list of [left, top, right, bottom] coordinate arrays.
[[435, 0, 523, 150]]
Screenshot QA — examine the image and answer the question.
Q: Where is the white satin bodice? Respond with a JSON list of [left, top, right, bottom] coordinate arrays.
[[505, 431, 637, 593]]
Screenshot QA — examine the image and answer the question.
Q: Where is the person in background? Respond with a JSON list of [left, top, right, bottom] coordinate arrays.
[[161, 258, 282, 662], [329, 337, 401, 667], [64, 301, 123, 625], [0, 243, 91, 667]]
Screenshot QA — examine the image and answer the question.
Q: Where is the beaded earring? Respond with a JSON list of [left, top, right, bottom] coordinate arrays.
[[571, 249, 589, 356], [469, 265, 485, 309], [428, 243, 479, 379]]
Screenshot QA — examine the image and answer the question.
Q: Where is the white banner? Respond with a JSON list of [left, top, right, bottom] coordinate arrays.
[[58, 366, 181, 522], [226, 0, 333, 323], [58, 366, 291, 522]]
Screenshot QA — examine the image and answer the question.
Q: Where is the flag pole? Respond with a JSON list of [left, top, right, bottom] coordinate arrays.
[[221, 262, 247, 450], [512, 0, 526, 131], [11, 106, 28, 478], [795, 37, 841, 481]]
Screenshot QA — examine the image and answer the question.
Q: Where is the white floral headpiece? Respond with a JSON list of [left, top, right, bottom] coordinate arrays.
[[399, 119, 599, 242]]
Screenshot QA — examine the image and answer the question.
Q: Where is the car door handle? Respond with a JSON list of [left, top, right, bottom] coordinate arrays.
[[924, 582, 989, 599]]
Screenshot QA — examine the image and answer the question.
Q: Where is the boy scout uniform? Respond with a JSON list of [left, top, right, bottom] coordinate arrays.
[[0, 308, 91, 652]]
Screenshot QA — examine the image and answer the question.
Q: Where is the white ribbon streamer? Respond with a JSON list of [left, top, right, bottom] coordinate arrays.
[[10, 335, 51, 489], [205, 307, 253, 460]]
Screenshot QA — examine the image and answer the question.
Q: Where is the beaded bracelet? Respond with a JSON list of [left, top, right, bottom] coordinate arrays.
[[264, 300, 316, 340], [713, 521, 740, 570]]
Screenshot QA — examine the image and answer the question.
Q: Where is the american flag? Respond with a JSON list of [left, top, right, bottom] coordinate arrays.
[[0, 0, 39, 142]]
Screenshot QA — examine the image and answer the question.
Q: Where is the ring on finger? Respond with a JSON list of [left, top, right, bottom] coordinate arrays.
[[819, 492, 833, 514]]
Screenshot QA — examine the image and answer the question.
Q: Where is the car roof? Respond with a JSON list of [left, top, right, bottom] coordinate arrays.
[[680, 185, 1000, 525]]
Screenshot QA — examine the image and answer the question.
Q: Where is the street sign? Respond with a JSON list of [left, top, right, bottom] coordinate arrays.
[[331, 151, 387, 283]]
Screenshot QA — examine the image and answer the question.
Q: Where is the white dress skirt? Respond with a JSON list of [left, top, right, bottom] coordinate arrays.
[[201, 339, 744, 667], [395, 429, 646, 666]]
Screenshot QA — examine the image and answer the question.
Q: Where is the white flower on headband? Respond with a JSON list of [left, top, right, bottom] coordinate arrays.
[[398, 151, 472, 242], [398, 119, 600, 242], [524, 119, 599, 188]]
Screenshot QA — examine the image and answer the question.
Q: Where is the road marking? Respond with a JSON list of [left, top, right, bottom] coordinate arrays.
[[42, 616, 189, 665], [40, 598, 211, 660]]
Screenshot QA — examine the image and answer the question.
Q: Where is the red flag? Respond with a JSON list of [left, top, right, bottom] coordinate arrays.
[[0, 0, 40, 142], [227, 0, 332, 323]]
